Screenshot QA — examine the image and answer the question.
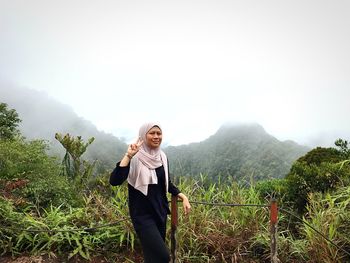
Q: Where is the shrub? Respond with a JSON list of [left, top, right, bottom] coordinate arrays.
[[0, 138, 82, 208]]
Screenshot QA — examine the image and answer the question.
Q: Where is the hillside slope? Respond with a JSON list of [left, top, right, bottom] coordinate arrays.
[[165, 123, 309, 182]]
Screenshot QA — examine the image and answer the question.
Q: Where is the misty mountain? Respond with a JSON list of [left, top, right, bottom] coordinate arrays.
[[165, 123, 310, 182], [1, 82, 309, 181], [0, 82, 127, 171]]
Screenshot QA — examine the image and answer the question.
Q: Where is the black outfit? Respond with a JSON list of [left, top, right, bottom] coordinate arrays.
[[110, 162, 180, 263]]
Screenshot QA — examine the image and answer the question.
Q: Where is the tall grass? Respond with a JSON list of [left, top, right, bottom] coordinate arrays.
[[2, 175, 350, 262], [301, 187, 350, 263], [173, 175, 270, 262], [0, 185, 135, 260]]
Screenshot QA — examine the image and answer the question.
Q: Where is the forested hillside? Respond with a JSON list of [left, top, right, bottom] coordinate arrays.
[[165, 123, 309, 182]]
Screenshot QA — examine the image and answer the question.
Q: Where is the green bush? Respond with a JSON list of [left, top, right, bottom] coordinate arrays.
[[285, 160, 350, 213], [0, 138, 82, 208], [296, 147, 343, 165], [281, 144, 350, 213], [0, 102, 21, 140], [255, 178, 288, 201]]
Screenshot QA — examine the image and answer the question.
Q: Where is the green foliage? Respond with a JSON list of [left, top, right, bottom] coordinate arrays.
[[55, 133, 95, 190], [335, 138, 350, 159], [0, 102, 21, 140], [255, 178, 288, 200], [296, 146, 343, 165], [301, 189, 350, 262], [2, 173, 350, 262], [0, 193, 133, 259], [165, 124, 309, 183], [0, 197, 26, 255], [173, 175, 271, 262], [0, 138, 58, 180], [251, 230, 309, 262], [0, 137, 80, 208], [284, 141, 350, 213], [1, 115, 349, 262], [285, 161, 348, 213]]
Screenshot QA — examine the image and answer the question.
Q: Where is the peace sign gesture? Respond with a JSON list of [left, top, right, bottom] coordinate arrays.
[[126, 137, 143, 158]]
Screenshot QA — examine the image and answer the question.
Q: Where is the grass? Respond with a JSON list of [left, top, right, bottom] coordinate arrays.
[[1, 176, 350, 262]]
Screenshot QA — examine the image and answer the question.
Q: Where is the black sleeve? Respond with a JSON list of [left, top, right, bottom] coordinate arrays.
[[168, 179, 181, 196], [109, 162, 130, 186]]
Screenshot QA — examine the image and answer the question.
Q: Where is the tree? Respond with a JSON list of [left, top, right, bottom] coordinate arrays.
[[335, 138, 350, 159], [296, 146, 343, 165], [284, 142, 350, 213], [55, 133, 95, 190], [0, 102, 21, 140]]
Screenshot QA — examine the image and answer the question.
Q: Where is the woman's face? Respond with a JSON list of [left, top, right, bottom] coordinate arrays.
[[146, 126, 162, 149]]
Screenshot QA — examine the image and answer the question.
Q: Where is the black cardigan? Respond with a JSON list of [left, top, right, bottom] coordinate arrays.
[[110, 162, 180, 231]]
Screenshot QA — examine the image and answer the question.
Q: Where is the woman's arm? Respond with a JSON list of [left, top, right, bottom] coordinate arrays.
[[167, 159, 191, 215], [168, 181, 191, 215], [177, 192, 191, 215], [110, 139, 144, 186], [109, 162, 129, 186], [168, 175, 191, 215]]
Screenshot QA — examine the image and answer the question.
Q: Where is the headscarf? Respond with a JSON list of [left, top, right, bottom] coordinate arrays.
[[127, 122, 169, 195]]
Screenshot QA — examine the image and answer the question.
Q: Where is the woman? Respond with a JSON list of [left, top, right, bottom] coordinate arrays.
[[110, 122, 191, 263]]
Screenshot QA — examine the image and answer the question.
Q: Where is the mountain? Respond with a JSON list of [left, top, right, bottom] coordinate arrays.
[[164, 123, 310, 183], [0, 82, 127, 172], [1, 82, 309, 181]]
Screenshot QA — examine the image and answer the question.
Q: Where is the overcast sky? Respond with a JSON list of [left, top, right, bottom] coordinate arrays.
[[0, 0, 349, 146]]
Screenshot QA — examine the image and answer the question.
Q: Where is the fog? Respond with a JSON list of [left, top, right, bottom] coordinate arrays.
[[1, 0, 350, 147]]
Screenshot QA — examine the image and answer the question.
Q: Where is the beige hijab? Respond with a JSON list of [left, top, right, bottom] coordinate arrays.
[[127, 122, 169, 195]]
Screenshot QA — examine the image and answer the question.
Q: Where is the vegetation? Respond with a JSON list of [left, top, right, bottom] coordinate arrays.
[[0, 102, 21, 140], [1, 103, 350, 262], [55, 133, 96, 191], [165, 123, 309, 183]]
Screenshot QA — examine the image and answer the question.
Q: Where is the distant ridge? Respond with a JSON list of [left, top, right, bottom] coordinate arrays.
[[165, 123, 309, 182], [210, 122, 272, 142], [0, 82, 127, 171]]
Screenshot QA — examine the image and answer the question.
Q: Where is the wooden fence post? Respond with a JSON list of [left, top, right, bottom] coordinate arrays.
[[270, 198, 280, 263], [171, 195, 178, 263]]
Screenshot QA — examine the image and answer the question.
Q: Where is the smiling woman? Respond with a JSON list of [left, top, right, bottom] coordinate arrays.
[[145, 125, 162, 148], [109, 122, 191, 263]]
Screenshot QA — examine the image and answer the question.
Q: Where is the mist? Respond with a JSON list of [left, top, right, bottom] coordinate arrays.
[[1, 0, 350, 147]]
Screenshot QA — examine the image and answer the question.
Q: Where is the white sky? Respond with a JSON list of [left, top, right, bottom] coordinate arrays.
[[0, 0, 349, 146]]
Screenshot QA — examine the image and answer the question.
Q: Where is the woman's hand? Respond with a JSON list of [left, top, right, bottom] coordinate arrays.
[[120, 138, 143, 166], [177, 193, 191, 215], [127, 137, 144, 157]]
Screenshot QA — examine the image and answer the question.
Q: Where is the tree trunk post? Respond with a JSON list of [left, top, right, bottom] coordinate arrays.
[[270, 198, 280, 263], [171, 195, 178, 263]]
